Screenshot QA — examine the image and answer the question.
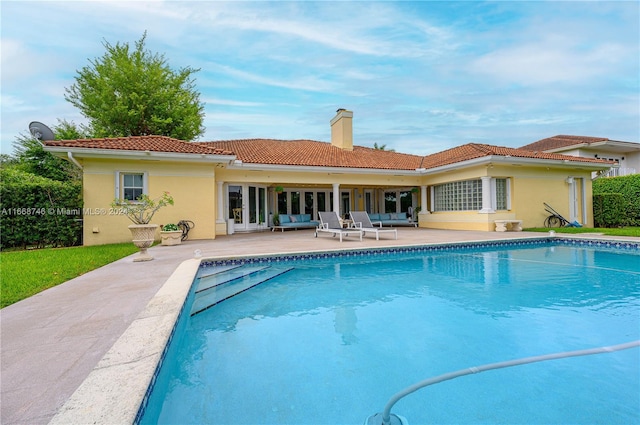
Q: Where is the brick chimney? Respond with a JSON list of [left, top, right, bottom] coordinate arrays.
[[330, 108, 353, 151]]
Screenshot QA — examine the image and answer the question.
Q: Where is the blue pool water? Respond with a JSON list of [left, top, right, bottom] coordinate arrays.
[[140, 240, 640, 424]]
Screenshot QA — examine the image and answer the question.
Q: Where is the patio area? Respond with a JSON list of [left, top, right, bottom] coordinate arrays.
[[1, 228, 635, 424]]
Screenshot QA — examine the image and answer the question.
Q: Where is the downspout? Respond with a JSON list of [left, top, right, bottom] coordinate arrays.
[[67, 152, 83, 170]]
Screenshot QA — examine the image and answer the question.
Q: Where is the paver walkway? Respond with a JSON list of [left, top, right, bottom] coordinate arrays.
[[1, 229, 634, 424]]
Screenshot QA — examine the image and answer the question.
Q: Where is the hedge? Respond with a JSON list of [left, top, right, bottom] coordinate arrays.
[[1, 168, 83, 249], [593, 174, 640, 227], [593, 193, 625, 228]]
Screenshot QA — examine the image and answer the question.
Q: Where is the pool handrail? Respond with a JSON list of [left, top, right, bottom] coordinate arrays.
[[366, 340, 640, 425]]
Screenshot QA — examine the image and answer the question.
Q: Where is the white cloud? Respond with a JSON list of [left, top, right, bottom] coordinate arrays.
[[0, 94, 37, 113], [202, 97, 264, 107], [206, 62, 340, 93], [471, 39, 630, 85]]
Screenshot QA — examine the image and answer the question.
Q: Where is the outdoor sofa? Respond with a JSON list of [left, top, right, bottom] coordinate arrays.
[[368, 212, 417, 227], [272, 214, 320, 232]]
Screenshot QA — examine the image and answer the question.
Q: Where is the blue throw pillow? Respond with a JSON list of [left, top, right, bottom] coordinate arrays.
[[279, 215, 291, 224]]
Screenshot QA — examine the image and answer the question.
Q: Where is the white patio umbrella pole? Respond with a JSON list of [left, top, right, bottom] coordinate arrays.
[[365, 340, 640, 425]]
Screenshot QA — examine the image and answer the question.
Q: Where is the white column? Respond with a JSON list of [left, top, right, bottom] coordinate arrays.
[[216, 181, 225, 223], [580, 178, 587, 225], [480, 176, 495, 214], [332, 183, 340, 215], [420, 185, 428, 214], [430, 186, 435, 212], [567, 177, 577, 222]]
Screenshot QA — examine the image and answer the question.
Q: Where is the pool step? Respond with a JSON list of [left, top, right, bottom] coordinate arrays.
[[198, 264, 244, 280], [196, 265, 270, 293], [191, 266, 294, 316]]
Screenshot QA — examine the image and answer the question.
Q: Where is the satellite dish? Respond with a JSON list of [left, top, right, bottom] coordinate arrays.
[[29, 121, 55, 141]]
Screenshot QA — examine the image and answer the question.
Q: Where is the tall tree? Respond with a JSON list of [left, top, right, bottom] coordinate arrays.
[[64, 32, 205, 140]]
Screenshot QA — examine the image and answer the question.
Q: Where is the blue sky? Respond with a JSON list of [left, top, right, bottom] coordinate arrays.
[[2, 1, 638, 156]]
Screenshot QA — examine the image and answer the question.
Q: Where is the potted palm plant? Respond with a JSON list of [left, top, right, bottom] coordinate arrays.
[[111, 192, 174, 261]]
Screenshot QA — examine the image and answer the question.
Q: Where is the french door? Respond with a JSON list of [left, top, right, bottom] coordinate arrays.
[[228, 184, 267, 231]]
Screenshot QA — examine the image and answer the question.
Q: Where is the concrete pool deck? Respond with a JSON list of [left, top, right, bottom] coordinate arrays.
[[1, 229, 638, 424]]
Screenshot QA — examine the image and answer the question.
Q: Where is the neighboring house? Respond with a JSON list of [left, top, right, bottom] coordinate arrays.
[[520, 135, 640, 178], [43, 109, 614, 245]]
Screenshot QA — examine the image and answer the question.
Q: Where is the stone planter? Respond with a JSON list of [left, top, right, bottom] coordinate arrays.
[[128, 224, 158, 262], [160, 230, 182, 246]]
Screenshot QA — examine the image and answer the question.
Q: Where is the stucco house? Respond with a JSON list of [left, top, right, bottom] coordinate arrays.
[[521, 135, 640, 177], [43, 109, 615, 245]]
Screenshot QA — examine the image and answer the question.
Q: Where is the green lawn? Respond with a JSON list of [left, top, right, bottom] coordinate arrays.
[[525, 226, 640, 237], [0, 243, 138, 308]]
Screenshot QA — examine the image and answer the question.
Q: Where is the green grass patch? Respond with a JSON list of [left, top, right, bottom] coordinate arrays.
[[1, 243, 138, 308], [525, 227, 640, 237]]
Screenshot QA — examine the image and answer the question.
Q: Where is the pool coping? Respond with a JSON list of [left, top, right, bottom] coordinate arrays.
[[48, 235, 640, 424]]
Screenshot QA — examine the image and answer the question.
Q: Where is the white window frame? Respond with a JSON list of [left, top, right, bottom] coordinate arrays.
[[493, 178, 511, 211], [114, 171, 148, 202]]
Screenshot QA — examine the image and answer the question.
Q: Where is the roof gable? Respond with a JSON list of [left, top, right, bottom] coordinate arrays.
[[519, 135, 609, 152], [421, 143, 612, 169]]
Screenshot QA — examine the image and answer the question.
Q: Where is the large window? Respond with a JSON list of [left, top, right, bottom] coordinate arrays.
[[433, 179, 482, 211], [290, 191, 301, 214], [433, 178, 509, 212], [384, 190, 413, 214], [304, 192, 314, 216], [400, 190, 412, 212], [340, 191, 351, 219], [384, 191, 397, 213], [364, 190, 373, 213], [277, 192, 288, 215], [317, 192, 326, 216]]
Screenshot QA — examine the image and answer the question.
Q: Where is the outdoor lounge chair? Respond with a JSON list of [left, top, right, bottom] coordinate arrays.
[[316, 211, 363, 242], [349, 211, 398, 240]]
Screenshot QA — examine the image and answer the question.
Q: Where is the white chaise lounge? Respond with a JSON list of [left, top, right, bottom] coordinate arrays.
[[349, 211, 398, 240], [316, 211, 363, 242]]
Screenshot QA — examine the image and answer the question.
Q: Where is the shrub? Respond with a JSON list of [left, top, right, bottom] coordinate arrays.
[[593, 193, 625, 227], [593, 174, 640, 226], [0, 168, 82, 249]]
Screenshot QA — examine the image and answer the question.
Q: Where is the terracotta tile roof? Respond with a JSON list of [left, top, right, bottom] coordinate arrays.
[[43, 135, 612, 169], [199, 139, 424, 170], [519, 135, 609, 152], [420, 143, 613, 169], [43, 135, 233, 155]]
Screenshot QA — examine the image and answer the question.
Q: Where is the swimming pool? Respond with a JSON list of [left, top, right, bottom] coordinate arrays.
[[138, 239, 640, 424]]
